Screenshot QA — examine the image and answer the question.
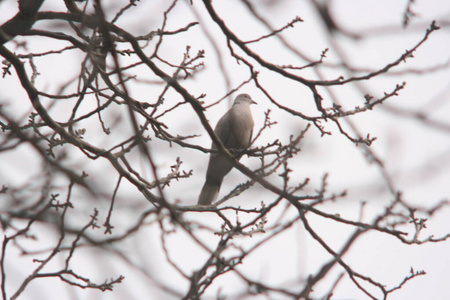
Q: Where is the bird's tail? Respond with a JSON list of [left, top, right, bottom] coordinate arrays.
[[198, 180, 221, 205]]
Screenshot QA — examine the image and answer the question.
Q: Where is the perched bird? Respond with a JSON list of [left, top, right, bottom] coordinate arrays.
[[198, 94, 256, 205]]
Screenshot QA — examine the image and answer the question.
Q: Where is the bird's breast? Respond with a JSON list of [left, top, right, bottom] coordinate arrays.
[[230, 105, 254, 147]]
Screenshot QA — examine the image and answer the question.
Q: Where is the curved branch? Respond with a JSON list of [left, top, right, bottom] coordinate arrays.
[[0, 0, 45, 45]]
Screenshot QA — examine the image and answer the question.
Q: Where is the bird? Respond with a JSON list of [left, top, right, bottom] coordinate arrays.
[[198, 94, 257, 205]]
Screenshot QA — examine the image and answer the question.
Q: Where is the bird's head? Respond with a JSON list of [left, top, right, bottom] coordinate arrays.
[[234, 94, 257, 105]]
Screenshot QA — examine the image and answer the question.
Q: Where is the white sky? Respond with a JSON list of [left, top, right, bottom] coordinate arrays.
[[0, 0, 449, 299]]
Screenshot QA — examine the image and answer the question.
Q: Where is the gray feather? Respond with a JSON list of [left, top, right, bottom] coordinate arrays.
[[198, 94, 256, 205], [198, 180, 221, 205]]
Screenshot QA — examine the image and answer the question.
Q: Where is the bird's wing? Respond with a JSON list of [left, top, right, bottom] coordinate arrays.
[[213, 110, 234, 149]]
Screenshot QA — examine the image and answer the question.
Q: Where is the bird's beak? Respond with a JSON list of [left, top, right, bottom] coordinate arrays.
[[252, 99, 257, 105]]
